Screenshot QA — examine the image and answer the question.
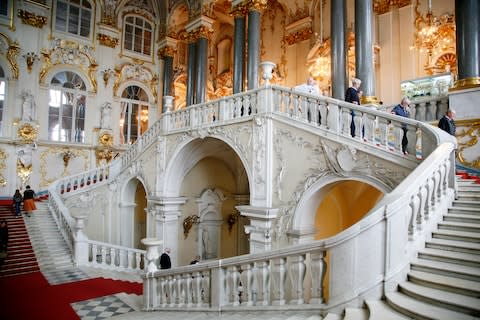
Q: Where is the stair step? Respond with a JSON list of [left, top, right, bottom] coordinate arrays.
[[398, 281, 480, 315], [443, 213, 480, 224], [344, 308, 368, 320], [386, 291, 477, 320], [418, 247, 480, 267], [432, 229, 480, 243], [408, 270, 480, 297], [323, 314, 342, 320], [449, 206, 480, 215], [438, 220, 480, 233], [411, 259, 480, 282], [426, 237, 480, 255], [364, 300, 412, 320]]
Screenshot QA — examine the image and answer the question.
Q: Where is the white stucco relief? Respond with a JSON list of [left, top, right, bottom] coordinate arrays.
[[253, 116, 266, 194]]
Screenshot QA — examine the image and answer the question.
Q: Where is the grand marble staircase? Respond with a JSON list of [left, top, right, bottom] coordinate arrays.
[[386, 175, 480, 320]]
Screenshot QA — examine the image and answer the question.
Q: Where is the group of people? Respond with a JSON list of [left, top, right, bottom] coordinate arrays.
[[12, 185, 37, 218]]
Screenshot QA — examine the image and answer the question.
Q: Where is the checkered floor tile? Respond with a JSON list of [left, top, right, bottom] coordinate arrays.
[[71, 295, 134, 319]]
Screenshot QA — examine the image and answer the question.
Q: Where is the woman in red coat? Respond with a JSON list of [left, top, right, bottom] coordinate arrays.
[[23, 185, 37, 217]]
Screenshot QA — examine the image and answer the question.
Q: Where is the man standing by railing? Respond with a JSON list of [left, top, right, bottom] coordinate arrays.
[[438, 109, 456, 136], [391, 97, 411, 155]]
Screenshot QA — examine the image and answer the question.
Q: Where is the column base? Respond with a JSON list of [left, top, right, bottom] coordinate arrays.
[[450, 77, 480, 91]]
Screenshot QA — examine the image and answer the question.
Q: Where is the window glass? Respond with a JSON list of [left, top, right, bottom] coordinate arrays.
[[123, 15, 153, 56], [48, 71, 86, 143], [55, 0, 92, 38], [120, 86, 149, 145]]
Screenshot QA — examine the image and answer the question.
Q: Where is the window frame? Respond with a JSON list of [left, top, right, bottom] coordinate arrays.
[[121, 14, 154, 62], [48, 71, 87, 144], [0, 0, 14, 30], [119, 85, 150, 145], [52, 0, 95, 42]]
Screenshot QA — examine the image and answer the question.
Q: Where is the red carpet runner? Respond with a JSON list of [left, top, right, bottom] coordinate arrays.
[[0, 204, 40, 277], [0, 271, 142, 319], [0, 204, 142, 319]]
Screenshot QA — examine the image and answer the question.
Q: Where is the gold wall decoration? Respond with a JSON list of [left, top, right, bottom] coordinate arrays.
[[98, 132, 113, 147], [285, 27, 313, 46], [97, 33, 119, 48], [374, 0, 411, 15], [95, 148, 113, 166], [456, 119, 480, 169], [0, 149, 7, 187], [22, 52, 40, 73], [6, 42, 20, 80], [17, 123, 38, 143], [113, 62, 158, 102], [158, 46, 176, 58], [17, 158, 32, 185], [39, 147, 89, 187], [17, 9, 47, 28], [38, 38, 97, 91], [183, 214, 200, 239]]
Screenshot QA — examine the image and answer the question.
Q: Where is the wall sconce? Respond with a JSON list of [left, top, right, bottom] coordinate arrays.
[[101, 68, 115, 87], [61, 150, 75, 168], [227, 213, 239, 233], [140, 109, 149, 123], [23, 52, 39, 73], [183, 214, 200, 239]]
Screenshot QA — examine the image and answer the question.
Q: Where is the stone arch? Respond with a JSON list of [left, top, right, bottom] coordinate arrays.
[[291, 174, 389, 241], [119, 175, 149, 248], [163, 136, 251, 197]]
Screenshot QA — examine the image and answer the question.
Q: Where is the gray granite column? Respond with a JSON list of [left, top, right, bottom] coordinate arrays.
[[186, 40, 196, 106], [233, 14, 246, 93], [162, 55, 173, 97], [247, 9, 261, 90], [454, 0, 480, 88], [355, 0, 377, 104], [195, 36, 208, 104], [331, 0, 347, 100]]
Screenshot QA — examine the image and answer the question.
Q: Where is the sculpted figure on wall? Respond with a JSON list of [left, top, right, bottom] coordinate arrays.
[[21, 90, 36, 122], [100, 102, 112, 129]]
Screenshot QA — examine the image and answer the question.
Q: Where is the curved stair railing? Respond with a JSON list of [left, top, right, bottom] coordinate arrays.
[[45, 85, 457, 306]]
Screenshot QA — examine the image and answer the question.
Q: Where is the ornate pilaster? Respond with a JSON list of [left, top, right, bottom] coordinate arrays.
[[355, 0, 378, 104], [331, 0, 347, 99], [158, 37, 178, 100], [237, 205, 278, 253], [149, 197, 187, 268]]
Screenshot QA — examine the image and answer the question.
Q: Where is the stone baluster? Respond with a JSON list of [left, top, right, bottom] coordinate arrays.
[[201, 270, 210, 306], [289, 254, 306, 305], [416, 186, 428, 231], [341, 108, 352, 136], [183, 273, 192, 306], [353, 111, 363, 139], [271, 257, 287, 306], [309, 251, 327, 304], [240, 263, 254, 306], [176, 274, 184, 306], [327, 102, 340, 133], [254, 260, 270, 306], [427, 100, 437, 121], [73, 215, 88, 265], [192, 271, 202, 306], [227, 265, 240, 306], [319, 101, 327, 128]]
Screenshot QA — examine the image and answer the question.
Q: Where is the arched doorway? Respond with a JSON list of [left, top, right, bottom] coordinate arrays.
[[120, 177, 147, 249]]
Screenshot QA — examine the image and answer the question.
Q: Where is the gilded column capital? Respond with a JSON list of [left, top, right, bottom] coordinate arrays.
[[158, 37, 178, 58], [230, 3, 248, 17], [246, 0, 268, 12], [158, 46, 176, 59], [185, 15, 214, 41]]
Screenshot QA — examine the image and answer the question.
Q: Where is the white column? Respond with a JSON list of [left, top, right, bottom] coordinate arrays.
[[236, 205, 278, 253]]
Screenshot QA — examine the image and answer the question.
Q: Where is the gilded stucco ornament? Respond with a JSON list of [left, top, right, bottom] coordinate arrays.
[[113, 62, 157, 102], [17, 9, 48, 28], [17, 123, 38, 143], [0, 149, 7, 187], [95, 148, 113, 166], [98, 132, 113, 147], [97, 33, 119, 48], [456, 119, 480, 169], [6, 41, 20, 80]]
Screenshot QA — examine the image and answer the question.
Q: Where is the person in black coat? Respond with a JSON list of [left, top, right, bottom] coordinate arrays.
[[438, 109, 456, 136], [159, 247, 171, 269], [345, 78, 362, 137]]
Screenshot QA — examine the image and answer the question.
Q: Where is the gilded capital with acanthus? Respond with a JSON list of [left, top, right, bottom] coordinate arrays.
[[158, 46, 176, 58]]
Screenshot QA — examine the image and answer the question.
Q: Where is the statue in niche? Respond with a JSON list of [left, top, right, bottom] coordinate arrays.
[[100, 102, 112, 129], [20, 90, 36, 122]]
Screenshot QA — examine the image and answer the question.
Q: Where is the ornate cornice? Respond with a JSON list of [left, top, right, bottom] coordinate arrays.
[[158, 46, 176, 58], [97, 33, 119, 48], [17, 9, 47, 28]]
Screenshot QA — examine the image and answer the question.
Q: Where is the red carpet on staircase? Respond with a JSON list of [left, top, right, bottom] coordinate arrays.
[[0, 204, 143, 319], [0, 204, 40, 277]]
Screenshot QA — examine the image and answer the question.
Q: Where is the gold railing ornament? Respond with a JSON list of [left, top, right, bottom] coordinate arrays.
[[183, 215, 200, 239]]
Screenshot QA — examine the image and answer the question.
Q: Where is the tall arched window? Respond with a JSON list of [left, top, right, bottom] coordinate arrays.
[[48, 71, 86, 143], [123, 15, 152, 57], [120, 86, 149, 144], [54, 0, 93, 38], [0, 66, 5, 134]]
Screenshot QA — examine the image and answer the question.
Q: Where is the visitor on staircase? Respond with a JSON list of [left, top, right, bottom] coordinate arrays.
[[22, 186, 36, 217], [0, 219, 8, 265], [12, 190, 23, 217]]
